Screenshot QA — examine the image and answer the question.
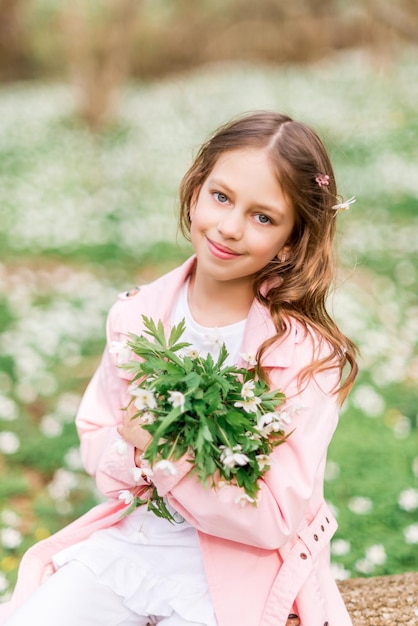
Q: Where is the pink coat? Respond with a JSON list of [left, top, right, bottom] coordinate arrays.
[[0, 257, 352, 626]]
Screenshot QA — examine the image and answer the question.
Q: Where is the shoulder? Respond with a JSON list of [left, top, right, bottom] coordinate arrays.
[[106, 256, 196, 337], [262, 315, 336, 371]]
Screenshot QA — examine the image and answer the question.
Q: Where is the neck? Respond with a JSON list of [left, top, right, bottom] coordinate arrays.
[[188, 270, 254, 327]]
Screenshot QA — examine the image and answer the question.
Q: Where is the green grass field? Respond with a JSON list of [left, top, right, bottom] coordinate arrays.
[[0, 49, 417, 598]]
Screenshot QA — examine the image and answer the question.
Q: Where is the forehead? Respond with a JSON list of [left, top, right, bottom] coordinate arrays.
[[208, 147, 280, 185]]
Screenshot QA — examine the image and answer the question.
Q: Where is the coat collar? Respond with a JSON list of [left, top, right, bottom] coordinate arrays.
[[130, 256, 298, 369]]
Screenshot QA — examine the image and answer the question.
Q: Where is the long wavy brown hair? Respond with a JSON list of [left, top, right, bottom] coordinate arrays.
[[179, 111, 358, 404]]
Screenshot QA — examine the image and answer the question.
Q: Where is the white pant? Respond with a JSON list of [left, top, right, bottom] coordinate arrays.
[[4, 561, 209, 626]]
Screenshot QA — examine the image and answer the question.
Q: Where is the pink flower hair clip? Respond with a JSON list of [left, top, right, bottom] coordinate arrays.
[[332, 196, 356, 215], [315, 173, 330, 187]]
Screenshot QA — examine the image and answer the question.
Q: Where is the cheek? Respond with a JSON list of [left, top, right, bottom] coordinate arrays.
[[251, 234, 285, 258]]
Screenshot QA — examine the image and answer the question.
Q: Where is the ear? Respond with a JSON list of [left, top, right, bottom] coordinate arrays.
[[277, 244, 291, 262]]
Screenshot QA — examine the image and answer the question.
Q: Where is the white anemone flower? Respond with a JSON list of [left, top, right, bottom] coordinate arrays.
[[118, 490, 134, 505], [404, 523, 418, 544], [131, 466, 153, 484], [256, 454, 270, 471], [179, 347, 199, 360], [235, 493, 255, 506], [109, 340, 132, 365], [168, 391, 186, 412], [220, 446, 250, 468], [139, 412, 155, 425], [234, 396, 261, 413], [365, 544, 387, 566], [154, 460, 177, 476], [0, 432, 20, 454], [132, 389, 157, 411], [1, 528, 22, 549], [241, 380, 255, 399], [256, 409, 292, 436], [398, 488, 418, 512], [240, 353, 257, 366]]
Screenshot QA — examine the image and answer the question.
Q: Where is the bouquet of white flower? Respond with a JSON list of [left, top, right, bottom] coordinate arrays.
[[118, 316, 291, 521]]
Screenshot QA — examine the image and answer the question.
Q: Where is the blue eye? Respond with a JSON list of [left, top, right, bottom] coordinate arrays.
[[254, 214, 271, 225], [213, 192, 229, 204]]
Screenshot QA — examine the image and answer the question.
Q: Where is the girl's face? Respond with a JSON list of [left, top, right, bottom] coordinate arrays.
[[190, 147, 295, 289]]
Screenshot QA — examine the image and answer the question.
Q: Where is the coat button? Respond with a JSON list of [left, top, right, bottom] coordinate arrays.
[[300, 552, 308, 560], [314, 533, 319, 541], [321, 524, 325, 531]]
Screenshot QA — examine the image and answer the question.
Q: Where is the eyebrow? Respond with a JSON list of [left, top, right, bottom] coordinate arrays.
[[208, 177, 287, 218]]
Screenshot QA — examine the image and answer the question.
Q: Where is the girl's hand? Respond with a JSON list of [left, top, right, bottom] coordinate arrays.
[[117, 403, 152, 459]]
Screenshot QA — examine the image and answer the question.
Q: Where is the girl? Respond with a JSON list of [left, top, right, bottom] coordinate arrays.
[[1, 111, 358, 626]]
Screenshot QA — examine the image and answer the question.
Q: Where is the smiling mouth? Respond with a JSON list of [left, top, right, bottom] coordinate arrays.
[[206, 237, 242, 259]]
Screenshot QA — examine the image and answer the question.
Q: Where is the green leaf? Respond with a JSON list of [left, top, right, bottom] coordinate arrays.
[[168, 319, 187, 346]]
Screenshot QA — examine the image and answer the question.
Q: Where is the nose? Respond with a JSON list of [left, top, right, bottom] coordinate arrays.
[[217, 208, 243, 239]]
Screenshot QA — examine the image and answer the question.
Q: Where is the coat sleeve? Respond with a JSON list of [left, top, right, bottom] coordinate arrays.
[[150, 335, 341, 551], [76, 300, 340, 550], [75, 299, 149, 499]]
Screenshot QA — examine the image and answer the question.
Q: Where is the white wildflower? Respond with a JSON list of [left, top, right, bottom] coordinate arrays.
[[64, 447, 83, 470], [202, 330, 223, 351], [132, 389, 157, 411], [393, 414, 411, 439], [256, 409, 291, 435], [352, 385, 385, 418], [331, 563, 351, 581], [220, 446, 250, 468], [47, 469, 78, 501], [256, 454, 270, 471], [325, 460, 340, 482], [153, 459, 177, 476], [109, 340, 132, 365], [398, 488, 418, 512], [0, 432, 20, 454], [404, 523, 418, 544], [179, 347, 199, 360], [139, 412, 155, 425], [365, 544, 386, 565], [331, 539, 351, 556], [0, 395, 18, 421], [241, 380, 255, 399], [40, 415, 63, 438], [1, 528, 22, 549], [348, 496, 373, 515], [0, 510, 20, 527], [118, 490, 134, 505], [168, 391, 186, 413], [355, 558, 375, 575], [131, 467, 143, 484], [235, 493, 255, 506], [131, 466, 153, 483], [240, 353, 257, 366], [234, 396, 261, 414]]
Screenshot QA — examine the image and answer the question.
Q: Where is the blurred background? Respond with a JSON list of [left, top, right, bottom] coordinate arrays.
[[0, 0, 417, 600]]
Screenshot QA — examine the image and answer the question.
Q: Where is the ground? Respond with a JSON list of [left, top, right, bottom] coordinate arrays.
[[339, 572, 418, 625]]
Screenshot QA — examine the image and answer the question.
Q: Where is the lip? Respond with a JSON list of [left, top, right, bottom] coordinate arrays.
[[206, 237, 242, 260]]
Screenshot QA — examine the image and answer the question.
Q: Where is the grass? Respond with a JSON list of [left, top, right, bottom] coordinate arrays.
[[0, 49, 417, 597]]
